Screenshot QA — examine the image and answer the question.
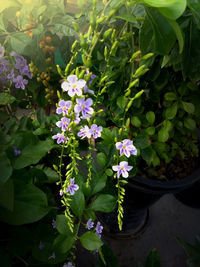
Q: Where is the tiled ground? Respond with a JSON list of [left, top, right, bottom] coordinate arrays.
[[77, 194, 200, 267]]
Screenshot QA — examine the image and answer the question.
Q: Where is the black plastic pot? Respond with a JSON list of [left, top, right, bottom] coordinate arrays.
[[100, 162, 200, 239]]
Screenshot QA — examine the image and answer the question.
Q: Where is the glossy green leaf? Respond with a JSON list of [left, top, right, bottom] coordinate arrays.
[[143, 0, 186, 20], [89, 194, 116, 213], [0, 182, 49, 225], [146, 111, 155, 124], [158, 128, 169, 142], [56, 215, 72, 236], [181, 101, 195, 114], [0, 153, 12, 186], [53, 234, 74, 254], [145, 8, 176, 55], [167, 19, 184, 53], [145, 247, 161, 267], [98, 244, 120, 267], [80, 231, 103, 251], [13, 138, 54, 169], [164, 92, 177, 101], [91, 174, 107, 195], [10, 33, 31, 54], [187, 0, 200, 28], [165, 102, 178, 119], [97, 153, 107, 167], [0, 93, 16, 105], [135, 133, 150, 149], [115, 14, 137, 23], [117, 95, 128, 110], [70, 190, 85, 218], [131, 116, 142, 127], [184, 117, 196, 130], [146, 127, 155, 135]]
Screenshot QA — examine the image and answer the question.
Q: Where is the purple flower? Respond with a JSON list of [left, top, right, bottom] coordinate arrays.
[[14, 54, 27, 71], [0, 44, 5, 58], [74, 97, 94, 119], [90, 124, 102, 139], [86, 70, 96, 84], [116, 139, 137, 158], [56, 117, 71, 131], [86, 219, 94, 230], [56, 100, 71, 115], [112, 161, 133, 178], [20, 64, 32, 79], [83, 85, 94, 95], [74, 114, 80, 125], [0, 58, 9, 74], [13, 75, 28, 90], [7, 68, 15, 81], [66, 178, 79, 195], [13, 146, 21, 156], [61, 75, 86, 97], [38, 242, 45, 250], [63, 262, 74, 267], [52, 133, 67, 144], [52, 219, 56, 228], [77, 125, 91, 139], [60, 190, 63, 196], [95, 221, 103, 238], [51, 252, 56, 259]]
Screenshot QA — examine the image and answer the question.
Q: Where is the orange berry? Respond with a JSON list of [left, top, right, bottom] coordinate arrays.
[[43, 80, 48, 87], [45, 36, 51, 43], [45, 45, 50, 51], [39, 41, 44, 48], [26, 23, 33, 29], [46, 76, 50, 81], [42, 36, 45, 42], [29, 32, 33, 38], [49, 46, 55, 53]]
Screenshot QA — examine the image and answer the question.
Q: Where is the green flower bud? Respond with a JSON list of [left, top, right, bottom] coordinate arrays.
[[103, 28, 112, 40]]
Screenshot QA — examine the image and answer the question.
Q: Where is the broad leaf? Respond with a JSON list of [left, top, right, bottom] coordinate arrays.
[[0, 179, 14, 211], [53, 234, 74, 254], [91, 174, 107, 195], [10, 33, 31, 55], [0, 93, 16, 105], [0, 182, 49, 225], [70, 190, 85, 218], [56, 214, 72, 235], [13, 138, 54, 169], [181, 101, 195, 114], [80, 231, 103, 251], [165, 102, 178, 119], [145, 247, 161, 267], [89, 194, 116, 213]]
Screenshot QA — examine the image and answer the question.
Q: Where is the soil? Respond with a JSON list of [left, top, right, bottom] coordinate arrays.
[[138, 151, 200, 181]]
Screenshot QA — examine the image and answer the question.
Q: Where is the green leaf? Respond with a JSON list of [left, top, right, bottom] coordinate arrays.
[[184, 117, 196, 130], [145, 127, 155, 135], [56, 215, 72, 235], [115, 14, 137, 23], [97, 153, 107, 167], [0, 0, 19, 13], [98, 244, 120, 267], [43, 167, 59, 183], [91, 174, 107, 195], [89, 194, 116, 213], [143, 0, 186, 20], [117, 96, 128, 110], [0, 152, 12, 186], [10, 33, 31, 54], [13, 138, 54, 169], [80, 231, 103, 251], [51, 15, 76, 36], [158, 128, 169, 142], [53, 234, 74, 254], [135, 133, 150, 149], [146, 111, 155, 124], [145, 247, 161, 267], [37, 109, 45, 125], [131, 116, 142, 127], [141, 146, 153, 164], [164, 92, 177, 101], [167, 19, 184, 53], [70, 190, 85, 218], [105, 169, 113, 177], [139, 13, 154, 54], [181, 101, 195, 114], [145, 8, 176, 55], [188, 0, 200, 28], [0, 93, 16, 105], [0, 179, 14, 211], [0, 182, 49, 225], [165, 102, 178, 119]]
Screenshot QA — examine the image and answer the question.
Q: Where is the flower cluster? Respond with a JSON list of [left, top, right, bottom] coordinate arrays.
[[112, 139, 137, 178], [86, 219, 103, 238], [78, 124, 102, 139], [0, 44, 31, 89]]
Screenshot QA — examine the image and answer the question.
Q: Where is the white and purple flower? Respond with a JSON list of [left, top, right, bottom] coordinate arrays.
[[74, 97, 94, 119], [112, 161, 133, 178], [13, 146, 21, 156], [56, 100, 71, 115], [116, 139, 137, 158], [66, 178, 79, 195], [63, 262, 74, 267], [77, 125, 91, 139], [52, 219, 56, 228], [95, 221, 103, 238], [86, 219, 94, 230], [13, 75, 28, 90], [56, 117, 71, 131], [52, 133, 67, 144], [90, 124, 102, 139], [61, 75, 86, 97]]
